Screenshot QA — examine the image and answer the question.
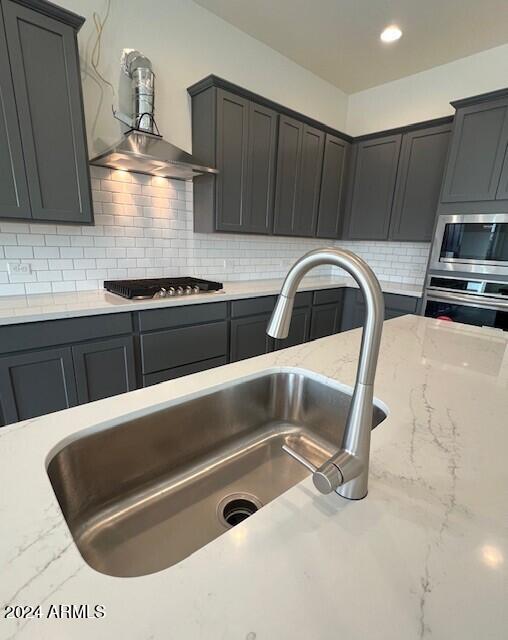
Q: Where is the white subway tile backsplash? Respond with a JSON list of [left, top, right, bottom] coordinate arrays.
[[0, 169, 430, 295]]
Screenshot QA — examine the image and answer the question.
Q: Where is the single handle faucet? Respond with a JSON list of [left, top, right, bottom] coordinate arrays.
[[267, 248, 384, 500]]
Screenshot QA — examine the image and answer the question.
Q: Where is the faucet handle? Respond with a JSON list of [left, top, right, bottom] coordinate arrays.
[[282, 444, 317, 472], [282, 444, 343, 494]]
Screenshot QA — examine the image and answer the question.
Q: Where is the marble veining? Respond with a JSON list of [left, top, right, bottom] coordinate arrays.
[[0, 315, 506, 639]]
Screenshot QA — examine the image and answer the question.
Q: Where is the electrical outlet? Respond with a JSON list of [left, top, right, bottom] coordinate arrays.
[[7, 262, 32, 275]]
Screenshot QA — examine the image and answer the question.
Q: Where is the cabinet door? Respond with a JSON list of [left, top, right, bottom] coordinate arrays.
[[275, 307, 310, 350], [496, 148, 508, 199], [273, 116, 303, 235], [316, 134, 349, 239], [230, 314, 272, 362], [3, 0, 92, 223], [440, 98, 508, 203], [215, 89, 249, 231], [390, 124, 452, 241], [0, 6, 30, 219], [341, 289, 419, 332], [310, 302, 342, 339], [245, 101, 278, 233], [347, 134, 402, 240], [72, 336, 136, 404], [293, 124, 325, 236], [0, 347, 77, 425]]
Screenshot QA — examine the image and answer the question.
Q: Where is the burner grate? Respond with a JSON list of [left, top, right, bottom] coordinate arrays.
[[104, 277, 223, 299]]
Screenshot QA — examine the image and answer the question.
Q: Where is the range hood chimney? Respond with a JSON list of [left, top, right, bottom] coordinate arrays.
[[90, 50, 217, 180]]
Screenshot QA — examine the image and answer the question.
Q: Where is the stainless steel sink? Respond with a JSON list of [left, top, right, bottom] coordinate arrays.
[[47, 370, 387, 577]]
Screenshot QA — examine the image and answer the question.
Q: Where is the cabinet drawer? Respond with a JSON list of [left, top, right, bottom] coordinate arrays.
[[138, 302, 227, 332], [143, 356, 227, 387], [140, 321, 228, 374], [313, 287, 344, 305], [0, 313, 133, 355], [384, 293, 418, 313], [294, 291, 313, 307], [231, 296, 276, 318]]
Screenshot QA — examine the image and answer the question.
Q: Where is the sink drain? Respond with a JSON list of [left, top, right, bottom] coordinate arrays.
[[217, 493, 263, 528]]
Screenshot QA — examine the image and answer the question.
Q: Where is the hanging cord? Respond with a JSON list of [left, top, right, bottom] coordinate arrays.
[[91, 0, 115, 97]]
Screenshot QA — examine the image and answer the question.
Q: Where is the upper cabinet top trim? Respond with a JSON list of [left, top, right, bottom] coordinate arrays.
[[8, 0, 85, 30], [352, 115, 454, 143], [450, 87, 508, 110], [187, 74, 353, 144]]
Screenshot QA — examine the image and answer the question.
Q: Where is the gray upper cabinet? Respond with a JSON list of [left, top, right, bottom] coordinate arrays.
[[316, 134, 349, 239], [274, 118, 325, 237], [246, 101, 278, 233], [0, 5, 30, 219], [0, 0, 92, 224], [273, 115, 303, 235], [294, 124, 325, 236], [440, 96, 508, 204], [390, 123, 452, 241], [496, 148, 508, 200], [192, 86, 277, 234], [215, 89, 249, 232], [346, 134, 402, 240]]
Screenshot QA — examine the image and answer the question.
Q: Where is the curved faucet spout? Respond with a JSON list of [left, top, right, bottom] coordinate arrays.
[[268, 248, 384, 500]]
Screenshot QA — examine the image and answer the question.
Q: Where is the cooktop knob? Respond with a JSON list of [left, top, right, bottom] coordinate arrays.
[[176, 286, 184, 295], [153, 287, 167, 299], [167, 287, 176, 296], [192, 285, 201, 294]]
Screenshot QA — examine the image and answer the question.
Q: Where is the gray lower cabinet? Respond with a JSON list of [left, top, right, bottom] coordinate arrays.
[[143, 356, 228, 387], [310, 288, 344, 339], [230, 295, 275, 361], [346, 134, 402, 240], [316, 134, 350, 239], [0, 347, 77, 424], [440, 96, 508, 205], [1, 0, 92, 223], [389, 123, 452, 241], [0, 288, 423, 425], [72, 336, 136, 404], [230, 314, 272, 362], [275, 306, 311, 350], [341, 289, 419, 332], [0, 6, 30, 219]]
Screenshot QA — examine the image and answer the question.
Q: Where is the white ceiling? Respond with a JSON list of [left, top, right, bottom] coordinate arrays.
[[193, 0, 508, 93]]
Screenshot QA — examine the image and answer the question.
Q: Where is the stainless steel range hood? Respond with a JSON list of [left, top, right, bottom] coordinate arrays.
[[90, 130, 217, 179], [90, 50, 217, 180]]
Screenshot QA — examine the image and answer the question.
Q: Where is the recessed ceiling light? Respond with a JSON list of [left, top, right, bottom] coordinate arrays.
[[380, 25, 402, 43]]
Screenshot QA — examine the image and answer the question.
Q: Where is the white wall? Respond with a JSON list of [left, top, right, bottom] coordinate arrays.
[[346, 43, 508, 136], [59, 0, 348, 157]]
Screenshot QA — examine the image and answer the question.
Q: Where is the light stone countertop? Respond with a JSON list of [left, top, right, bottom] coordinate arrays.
[[0, 315, 506, 639], [0, 276, 423, 326]]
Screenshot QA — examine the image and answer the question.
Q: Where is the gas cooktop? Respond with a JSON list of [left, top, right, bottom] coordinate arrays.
[[104, 277, 223, 300]]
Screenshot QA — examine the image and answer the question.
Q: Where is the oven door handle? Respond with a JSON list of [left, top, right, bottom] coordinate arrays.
[[426, 290, 508, 311]]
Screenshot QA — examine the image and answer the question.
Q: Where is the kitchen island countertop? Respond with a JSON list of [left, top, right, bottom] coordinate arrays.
[[0, 315, 506, 639]]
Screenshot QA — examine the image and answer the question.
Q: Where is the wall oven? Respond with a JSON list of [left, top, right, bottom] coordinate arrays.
[[423, 276, 508, 331], [429, 213, 508, 276]]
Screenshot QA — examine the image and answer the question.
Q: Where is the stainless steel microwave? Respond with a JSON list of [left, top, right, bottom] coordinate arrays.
[[429, 213, 508, 276]]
